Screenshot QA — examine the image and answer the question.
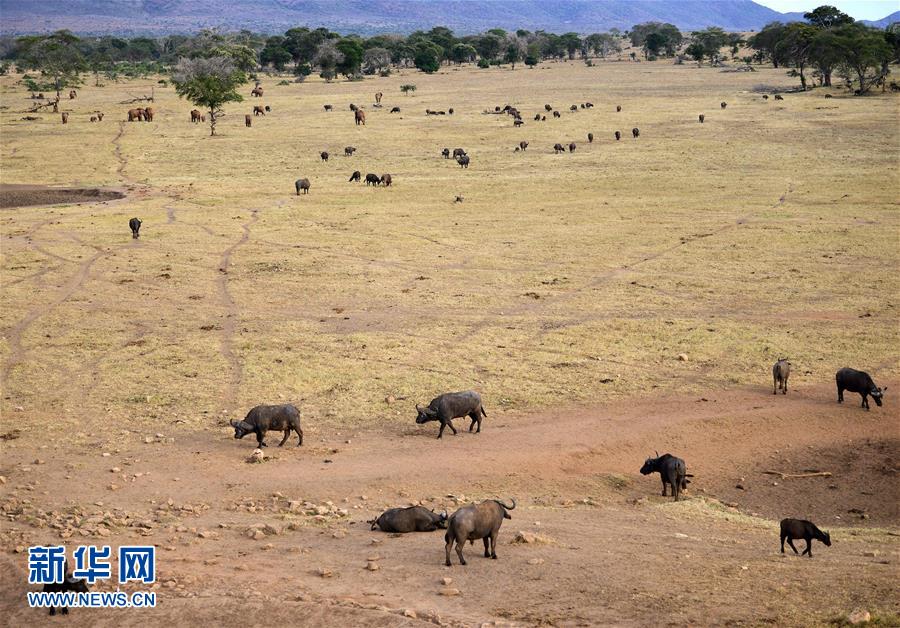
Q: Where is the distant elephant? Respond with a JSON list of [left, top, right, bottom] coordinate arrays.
[[295, 178, 310, 195], [355, 109, 366, 125]]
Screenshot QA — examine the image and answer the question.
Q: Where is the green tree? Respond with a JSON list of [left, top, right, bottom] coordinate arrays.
[[524, 42, 541, 67], [313, 40, 343, 81], [693, 27, 728, 64], [644, 32, 666, 59], [804, 5, 854, 29], [16, 30, 87, 99], [400, 83, 416, 95], [336, 38, 364, 76], [363, 47, 391, 73], [475, 34, 502, 61], [413, 41, 442, 73], [833, 23, 893, 93], [777, 23, 817, 89], [171, 56, 246, 136], [504, 35, 526, 68], [260, 36, 291, 71], [748, 22, 789, 67], [810, 28, 841, 85], [685, 42, 705, 63], [885, 22, 900, 64], [560, 33, 582, 60], [450, 43, 477, 64], [630, 22, 682, 56]]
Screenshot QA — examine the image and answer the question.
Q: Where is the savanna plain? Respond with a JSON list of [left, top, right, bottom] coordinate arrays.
[[1, 58, 899, 627]]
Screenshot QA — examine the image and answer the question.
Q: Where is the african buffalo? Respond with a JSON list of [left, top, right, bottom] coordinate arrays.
[[380, 174, 392, 186], [699, 114, 705, 123], [251, 86, 263, 97], [553, 143, 565, 154], [61, 112, 68, 124], [615, 131, 621, 140], [127, 108, 143, 122], [518, 141, 528, 151], [445, 499, 515, 566], [349, 170, 361, 182], [836, 367, 885, 410], [721, 102, 727, 109], [570, 104, 577, 111], [616, 105, 622, 112], [780, 519, 831, 557], [231, 404, 303, 447], [245, 114, 252, 127], [568, 142, 576, 152], [320, 151, 329, 162], [534, 113, 541, 121], [253, 106, 265, 116], [514, 119, 524, 127], [324, 104, 333, 112], [129, 217, 141, 239], [442, 148, 450, 159], [448, 107, 454, 114], [344, 146, 356, 156], [191, 109, 202, 123], [295, 178, 310, 195], [415, 390, 485, 439], [365, 173, 380, 186], [632, 127, 640, 138], [42, 561, 89, 615], [640, 452, 690, 501], [587, 132, 594, 143], [553, 111, 561, 118], [452, 148, 466, 159], [773, 359, 790, 395], [457, 155, 470, 168], [69, 90, 77, 99], [390, 107, 400, 113], [544, 104, 553, 111], [370, 506, 447, 532], [355, 109, 366, 125], [143, 107, 154, 122], [774, 94, 784, 100]]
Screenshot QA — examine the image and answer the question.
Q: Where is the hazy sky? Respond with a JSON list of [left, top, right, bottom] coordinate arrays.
[[755, 0, 899, 20]]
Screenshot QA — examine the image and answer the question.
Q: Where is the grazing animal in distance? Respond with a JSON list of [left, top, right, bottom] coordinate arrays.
[[514, 118, 524, 127], [640, 452, 690, 501], [265, 105, 271, 112], [375, 91, 383, 104], [390, 106, 400, 113], [350, 103, 358, 111], [585, 102, 593, 108], [97, 113, 104, 121], [553, 111, 561, 118], [553, 143, 565, 154], [251, 86, 263, 97], [344, 146, 356, 156], [349, 170, 361, 182], [616, 105, 622, 112], [442, 148, 450, 159], [699, 114, 705, 123], [129, 217, 141, 239], [355, 109, 366, 125], [295, 178, 310, 195], [69, 89, 77, 99], [580, 103, 585, 109], [127, 108, 143, 122], [762, 94, 769, 100], [444, 499, 515, 566], [370, 506, 447, 532], [568, 142, 576, 152], [570, 104, 577, 111], [323, 104, 333, 111], [773, 359, 790, 394], [42, 561, 89, 615], [534, 113, 541, 121], [454, 195, 464, 203], [632, 127, 640, 138], [143, 107, 154, 122], [448, 107, 454, 114], [519, 141, 528, 151], [721, 102, 727, 109], [615, 131, 621, 140], [61, 112, 68, 124], [587, 132, 593, 143], [415, 390, 486, 439], [453, 148, 466, 159], [544, 104, 552, 111], [365, 173, 380, 186], [191, 109, 201, 123], [231, 404, 303, 447], [541, 115, 546, 121], [774, 94, 784, 100], [320, 151, 329, 162], [456, 154, 470, 168], [780, 519, 831, 557], [245, 114, 252, 127], [836, 368, 885, 410], [253, 106, 265, 116], [90, 116, 97, 122], [380, 174, 392, 186]]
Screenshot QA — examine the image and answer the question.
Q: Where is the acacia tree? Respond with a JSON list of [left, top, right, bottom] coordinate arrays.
[[172, 56, 246, 136], [17, 30, 87, 99], [777, 23, 817, 89], [833, 23, 893, 93]]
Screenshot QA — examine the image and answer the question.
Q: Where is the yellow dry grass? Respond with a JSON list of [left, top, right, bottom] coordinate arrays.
[[1, 59, 898, 436]]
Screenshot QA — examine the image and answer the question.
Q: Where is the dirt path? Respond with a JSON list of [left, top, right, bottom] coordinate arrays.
[[1, 386, 897, 627]]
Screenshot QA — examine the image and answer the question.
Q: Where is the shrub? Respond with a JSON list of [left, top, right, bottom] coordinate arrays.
[[477, 58, 490, 68], [400, 83, 416, 94], [379, 68, 391, 77], [277, 79, 290, 85]]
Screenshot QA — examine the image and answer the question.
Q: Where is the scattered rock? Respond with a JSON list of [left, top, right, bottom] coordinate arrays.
[[247, 449, 265, 464], [735, 483, 745, 490], [512, 531, 552, 544], [677, 353, 689, 361], [317, 567, 333, 578], [439, 587, 461, 597], [863, 550, 879, 557], [385, 395, 395, 404], [848, 610, 871, 624], [441, 577, 453, 586], [110, 467, 121, 473], [366, 561, 380, 571], [527, 558, 544, 565], [403, 609, 417, 619]]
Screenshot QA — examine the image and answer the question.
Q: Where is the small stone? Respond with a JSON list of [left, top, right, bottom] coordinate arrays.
[[740, 565, 749, 571], [110, 467, 121, 473], [332, 530, 346, 539], [674, 533, 689, 538], [366, 561, 380, 571], [318, 567, 333, 578], [34, 459, 45, 465], [527, 558, 544, 565], [198, 530, 213, 538], [101, 453, 111, 457], [155, 433, 164, 439], [441, 577, 453, 586], [677, 353, 689, 361], [848, 610, 871, 624], [385, 395, 396, 404], [735, 483, 745, 490], [403, 609, 417, 619], [108, 484, 119, 491], [144, 437, 154, 444], [263, 524, 280, 536], [863, 550, 879, 557], [439, 587, 461, 597]]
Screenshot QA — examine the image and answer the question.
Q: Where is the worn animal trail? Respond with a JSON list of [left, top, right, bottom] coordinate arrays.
[[217, 209, 260, 412]]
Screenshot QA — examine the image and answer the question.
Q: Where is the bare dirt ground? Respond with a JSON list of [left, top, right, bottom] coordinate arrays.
[[1, 58, 898, 626], [0, 185, 125, 209]]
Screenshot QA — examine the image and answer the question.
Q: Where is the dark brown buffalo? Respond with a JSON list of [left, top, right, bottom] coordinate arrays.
[[544, 104, 552, 111], [721, 102, 727, 109], [253, 106, 265, 116], [374, 91, 383, 104], [320, 151, 329, 162], [588, 132, 594, 143], [380, 174, 392, 186], [69, 89, 77, 99], [390, 106, 400, 113], [518, 141, 528, 151], [191, 109, 202, 123], [355, 109, 366, 125], [553, 143, 565, 154], [615, 131, 621, 140], [371, 506, 446, 532], [245, 114, 252, 127], [295, 178, 311, 195], [553, 110, 561, 118], [61, 112, 68, 124], [632, 127, 640, 138], [616, 105, 622, 112], [365, 173, 380, 186], [251, 86, 263, 97], [444, 499, 516, 566], [442, 148, 450, 158], [699, 114, 705, 123], [344, 146, 356, 156], [324, 104, 333, 112], [231, 404, 303, 447], [780, 519, 831, 557], [568, 142, 576, 152], [452, 148, 466, 159], [349, 170, 361, 182], [127, 108, 143, 122], [415, 390, 485, 438], [143, 107, 154, 122]]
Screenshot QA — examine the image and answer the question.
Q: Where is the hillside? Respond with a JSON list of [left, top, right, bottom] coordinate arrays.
[[0, 0, 878, 36]]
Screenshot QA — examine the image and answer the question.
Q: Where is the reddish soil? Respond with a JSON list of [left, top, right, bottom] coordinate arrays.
[[1, 385, 898, 626], [0, 184, 124, 209]]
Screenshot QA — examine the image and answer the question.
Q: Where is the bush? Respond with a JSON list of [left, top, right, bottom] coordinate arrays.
[[489, 59, 502, 66], [477, 58, 490, 68], [294, 75, 306, 83], [584, 59, 593, 67], [277, 79, 290, 85], [0, 62, 10, 76], [379, 68, 391, 77], [294, 63, 312, 76], [347, 73, 364, 81], [400, 83, 416, 94], [157, 79, 168, 86]]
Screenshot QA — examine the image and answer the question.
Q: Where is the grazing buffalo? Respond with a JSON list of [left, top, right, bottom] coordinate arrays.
[[295, 178, 310, 195], [615, 131, 622, 140], [127, 108, 143, 122], [61, 112, 68, 124], [773, 359, 790, 394], [721, 102, 727, 109], [265, 105, 271, 112], [445, 499, 515, 566], [349, 170, 361, 182], [245, 114, 252, 127], [632, 127, 640, 138], [699, 114, 705, 123], [231, 404, 303, 447], [640, 452, 690, 501], [69, 90, 77, 99], [534, 113, 541, 121], [836, 368, 885, 410], [370, 506, 447, 532], [544, 104, 553, 111], [129, 217, 141, 239], [763, 94, 769, 100], [774, 94, 784, 100], [616, 105, 622, 112], [97, 113, 104, 121], [350, 103, 358, 111], [541, 115, 546, 121], [253, 106, 265, 116], [448, 107, 454, 114], [390, 106, 400, 113], [365, 173, 380, 186], [42, 561, 89, 615], [415, 390, 486, 439], [457, 155, 470, 168], [587, 132, 594, 143], [344, 146, 356, 156], [191, 109, 202, 123], [380, 174, 392, 186], [375, 91, 383, 104], [320, 151, 329, 162], [143, 107, 154, 122], [90, 116, 97, 122], [518, 141, 528, 151], [570, 104, 577, 111], [355, 109, 366, 125], [324, 104, 333, 112], [442, 148, 450, 159], [452, 148, 466, 159], [553, 111, 561, 118], [553, 143, 565, 154], [514, 119, 524, 127], [780, 519, 831, 557], [568, 142, 576, 152], [251, 86, 263, 97]]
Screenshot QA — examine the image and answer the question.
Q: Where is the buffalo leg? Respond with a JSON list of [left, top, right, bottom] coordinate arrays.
[[295, 427, 304, 446], [673, 479, 681, 501], [773, 377, 778, 395], [257, 430, 267, 447], [49, 608, 56, 616], [437, 422, 446, 439], [469, 413, 477, 432], [787, 538, 800, 555], [490, 532, 498, 559], [62, 607, 69, 615], [445, 537, 454, 566], [483, 537, 491, 557], [780, 534, 786, 553], [660, 477, 667, 496], [862, 394, 869, 410], [783, 376, 788, 394], [456, 541, 466, 565], [837, 386, 843, 403], [803, 539, 812, 557], [445, 419, 458, 435], [278, 429, 290, 446]]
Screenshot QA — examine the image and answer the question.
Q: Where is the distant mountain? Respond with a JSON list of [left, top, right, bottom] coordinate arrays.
[[861, 10, 900, 28], [0, 0, 896, 36]]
